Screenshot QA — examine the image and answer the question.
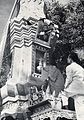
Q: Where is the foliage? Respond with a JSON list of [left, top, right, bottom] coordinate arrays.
[[44, 1, 67, 24], [44, 0, 84, 72], [0, 27, 11, 87], [60, 0, 84, 48]]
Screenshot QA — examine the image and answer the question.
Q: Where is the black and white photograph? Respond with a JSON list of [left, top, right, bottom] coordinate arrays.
[[0, 0, 84, 120]]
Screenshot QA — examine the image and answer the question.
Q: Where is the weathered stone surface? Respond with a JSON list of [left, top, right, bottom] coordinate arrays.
[[1, 84, 15, 99], [7, 84, 15, 97], [16, 84, 26, 96], [18, 0, 45, 20]]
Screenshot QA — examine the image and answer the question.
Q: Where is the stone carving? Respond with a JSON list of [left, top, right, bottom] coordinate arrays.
[[31, 109, 76, 120], [37, 19, 59, 42], [29, 86, 43, 105], [18, 0, 45, 20], [2, 100, 29, 114]]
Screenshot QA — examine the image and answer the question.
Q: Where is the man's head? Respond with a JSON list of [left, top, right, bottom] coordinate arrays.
[[67, 51, 80, 64]]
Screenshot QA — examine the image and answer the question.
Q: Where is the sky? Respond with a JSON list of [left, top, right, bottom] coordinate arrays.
[[0, 0, 68, 42], [0, 0, 14, 41]]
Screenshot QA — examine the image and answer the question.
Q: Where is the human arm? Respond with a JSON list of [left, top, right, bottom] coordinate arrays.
[[64, 66, 73, 89]]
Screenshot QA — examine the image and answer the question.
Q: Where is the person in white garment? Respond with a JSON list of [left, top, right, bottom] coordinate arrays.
[[64, 51, 84, 120]]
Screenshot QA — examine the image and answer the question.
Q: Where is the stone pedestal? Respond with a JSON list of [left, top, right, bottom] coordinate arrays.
[[1, 82, 29, 116]]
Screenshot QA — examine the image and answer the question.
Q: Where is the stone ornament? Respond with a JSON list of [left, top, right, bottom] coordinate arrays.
[[18, 0, 46, 19]]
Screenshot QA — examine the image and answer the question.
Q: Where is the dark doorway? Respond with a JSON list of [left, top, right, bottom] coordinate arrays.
[[68, 97, 75, 111], [57, 117, 73, 120], [1, 116, 15, 120], [44, 117, 50, 120]]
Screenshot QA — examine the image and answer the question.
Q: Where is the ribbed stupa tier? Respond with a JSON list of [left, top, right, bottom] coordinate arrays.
[[10, 18, 37, 49]]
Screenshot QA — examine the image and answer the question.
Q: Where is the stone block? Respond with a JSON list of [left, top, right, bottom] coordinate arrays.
[[24, 84, 31, 95], [1, 84, 15, 99], [7, 84, 15, 97], [16, 83, 26, 96], [1, 85, 8, 99], [16, 113, 24, 120]]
